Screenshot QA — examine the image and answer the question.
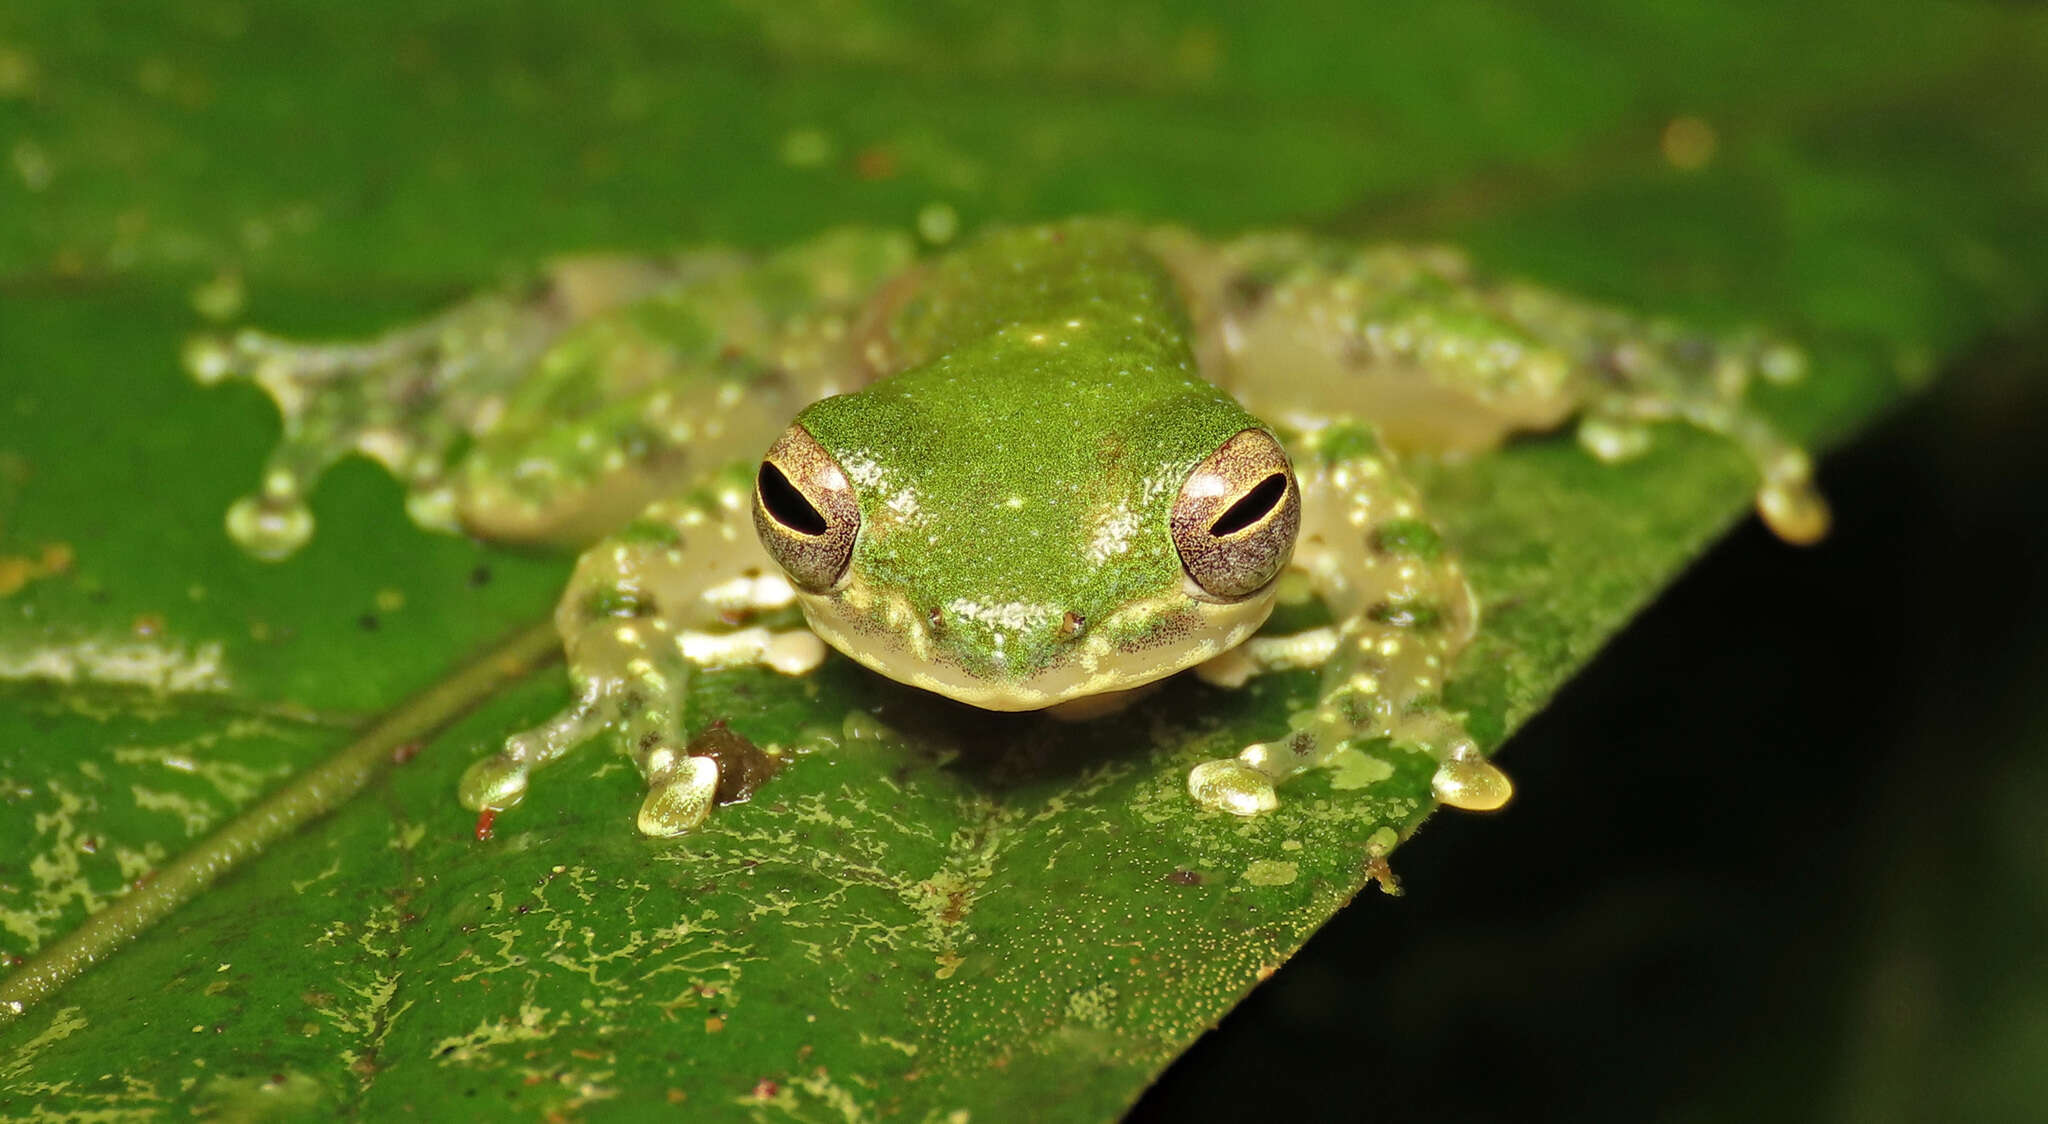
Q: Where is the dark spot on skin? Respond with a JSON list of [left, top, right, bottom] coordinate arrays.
[[1593, 344, 1639, 385], [687, 719, 784, 805], [391, 741, 421, 765], [396, 371, 439, 411], [1671, 336, 1715, 366], [1224, 272, 1273, 312], [638, 732, 662, 750], [1056, 611, 1086, 641], [927, 605, 944, 633], [358, 613, 379, 631], [583, 587, 652, 619], [468, 565, 492, 588], [1167, 869, 1203, 886]]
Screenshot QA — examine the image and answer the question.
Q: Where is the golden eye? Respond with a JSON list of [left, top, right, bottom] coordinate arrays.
[[1172, 428, 1300, 600], [753, 425, 860, 592]]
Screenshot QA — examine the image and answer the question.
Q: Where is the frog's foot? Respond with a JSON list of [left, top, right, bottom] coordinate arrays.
[[1427, 740, 1515, 812], [1187, 733, 1512, 817], [1185, 618, 1514, 819], [1190, 623, 1506, 813], [462, 498, 827, 836], [458, 688, 612, 814], [637, 754, 722, 836], [459, 619, 822, 836], [184, 291, 564, 559], [1567, 329, 1830, 545], [1186, 757, 1280, 816], [458, 660, 710, 836]]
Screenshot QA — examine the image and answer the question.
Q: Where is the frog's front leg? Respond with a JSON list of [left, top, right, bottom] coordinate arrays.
[[458, 474, 826, 836], [1186, 424, 1511, 817]]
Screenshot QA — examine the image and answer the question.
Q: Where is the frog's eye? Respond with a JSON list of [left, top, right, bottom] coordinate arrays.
[[1172, 429, 1300, 600], [753, 425, 860, 592]]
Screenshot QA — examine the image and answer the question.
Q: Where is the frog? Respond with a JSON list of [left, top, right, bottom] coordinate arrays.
[[187, 219, 1828, 836]]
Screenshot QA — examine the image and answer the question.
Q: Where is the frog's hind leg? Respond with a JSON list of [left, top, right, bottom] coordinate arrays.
[[1164, 233, 1830, 545], [186, 286, 575, 559], [1186, 424, 1511, 817], [191, 229, 917, 560], [449, 230, 919, 546], [458, 482, 828, 836]]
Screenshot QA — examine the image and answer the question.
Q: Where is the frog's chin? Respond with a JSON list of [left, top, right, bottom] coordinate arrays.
[[795, 588, 1276, 712]]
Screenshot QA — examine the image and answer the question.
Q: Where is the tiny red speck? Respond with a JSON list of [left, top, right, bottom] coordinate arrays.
[[474, 808, 498, 842]]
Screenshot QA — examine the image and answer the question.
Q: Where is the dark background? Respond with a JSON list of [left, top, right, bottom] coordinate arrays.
[[1139, 336, 2048, 1121]]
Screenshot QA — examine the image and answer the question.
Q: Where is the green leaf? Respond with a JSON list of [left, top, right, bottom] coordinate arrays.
[[2, 2, 2042, 1120]]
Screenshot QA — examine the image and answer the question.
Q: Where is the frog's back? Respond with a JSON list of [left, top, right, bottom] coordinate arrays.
[[839, 219, 1256, 457]]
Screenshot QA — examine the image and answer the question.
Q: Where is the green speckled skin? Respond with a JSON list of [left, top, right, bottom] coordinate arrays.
[[799, 224, 1261, 680]]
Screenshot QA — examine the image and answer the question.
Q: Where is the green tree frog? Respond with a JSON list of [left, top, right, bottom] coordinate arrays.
[[189, 220, 1826, 836]]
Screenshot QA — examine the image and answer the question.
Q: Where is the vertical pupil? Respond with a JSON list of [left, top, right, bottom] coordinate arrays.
[[758, 462, 829, 535]]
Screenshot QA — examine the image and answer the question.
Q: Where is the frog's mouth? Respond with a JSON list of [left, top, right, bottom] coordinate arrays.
[[792, 584, 1277, 711]]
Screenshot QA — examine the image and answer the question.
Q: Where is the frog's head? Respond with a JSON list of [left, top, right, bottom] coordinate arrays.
[[749, 325, 1299, 711]]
